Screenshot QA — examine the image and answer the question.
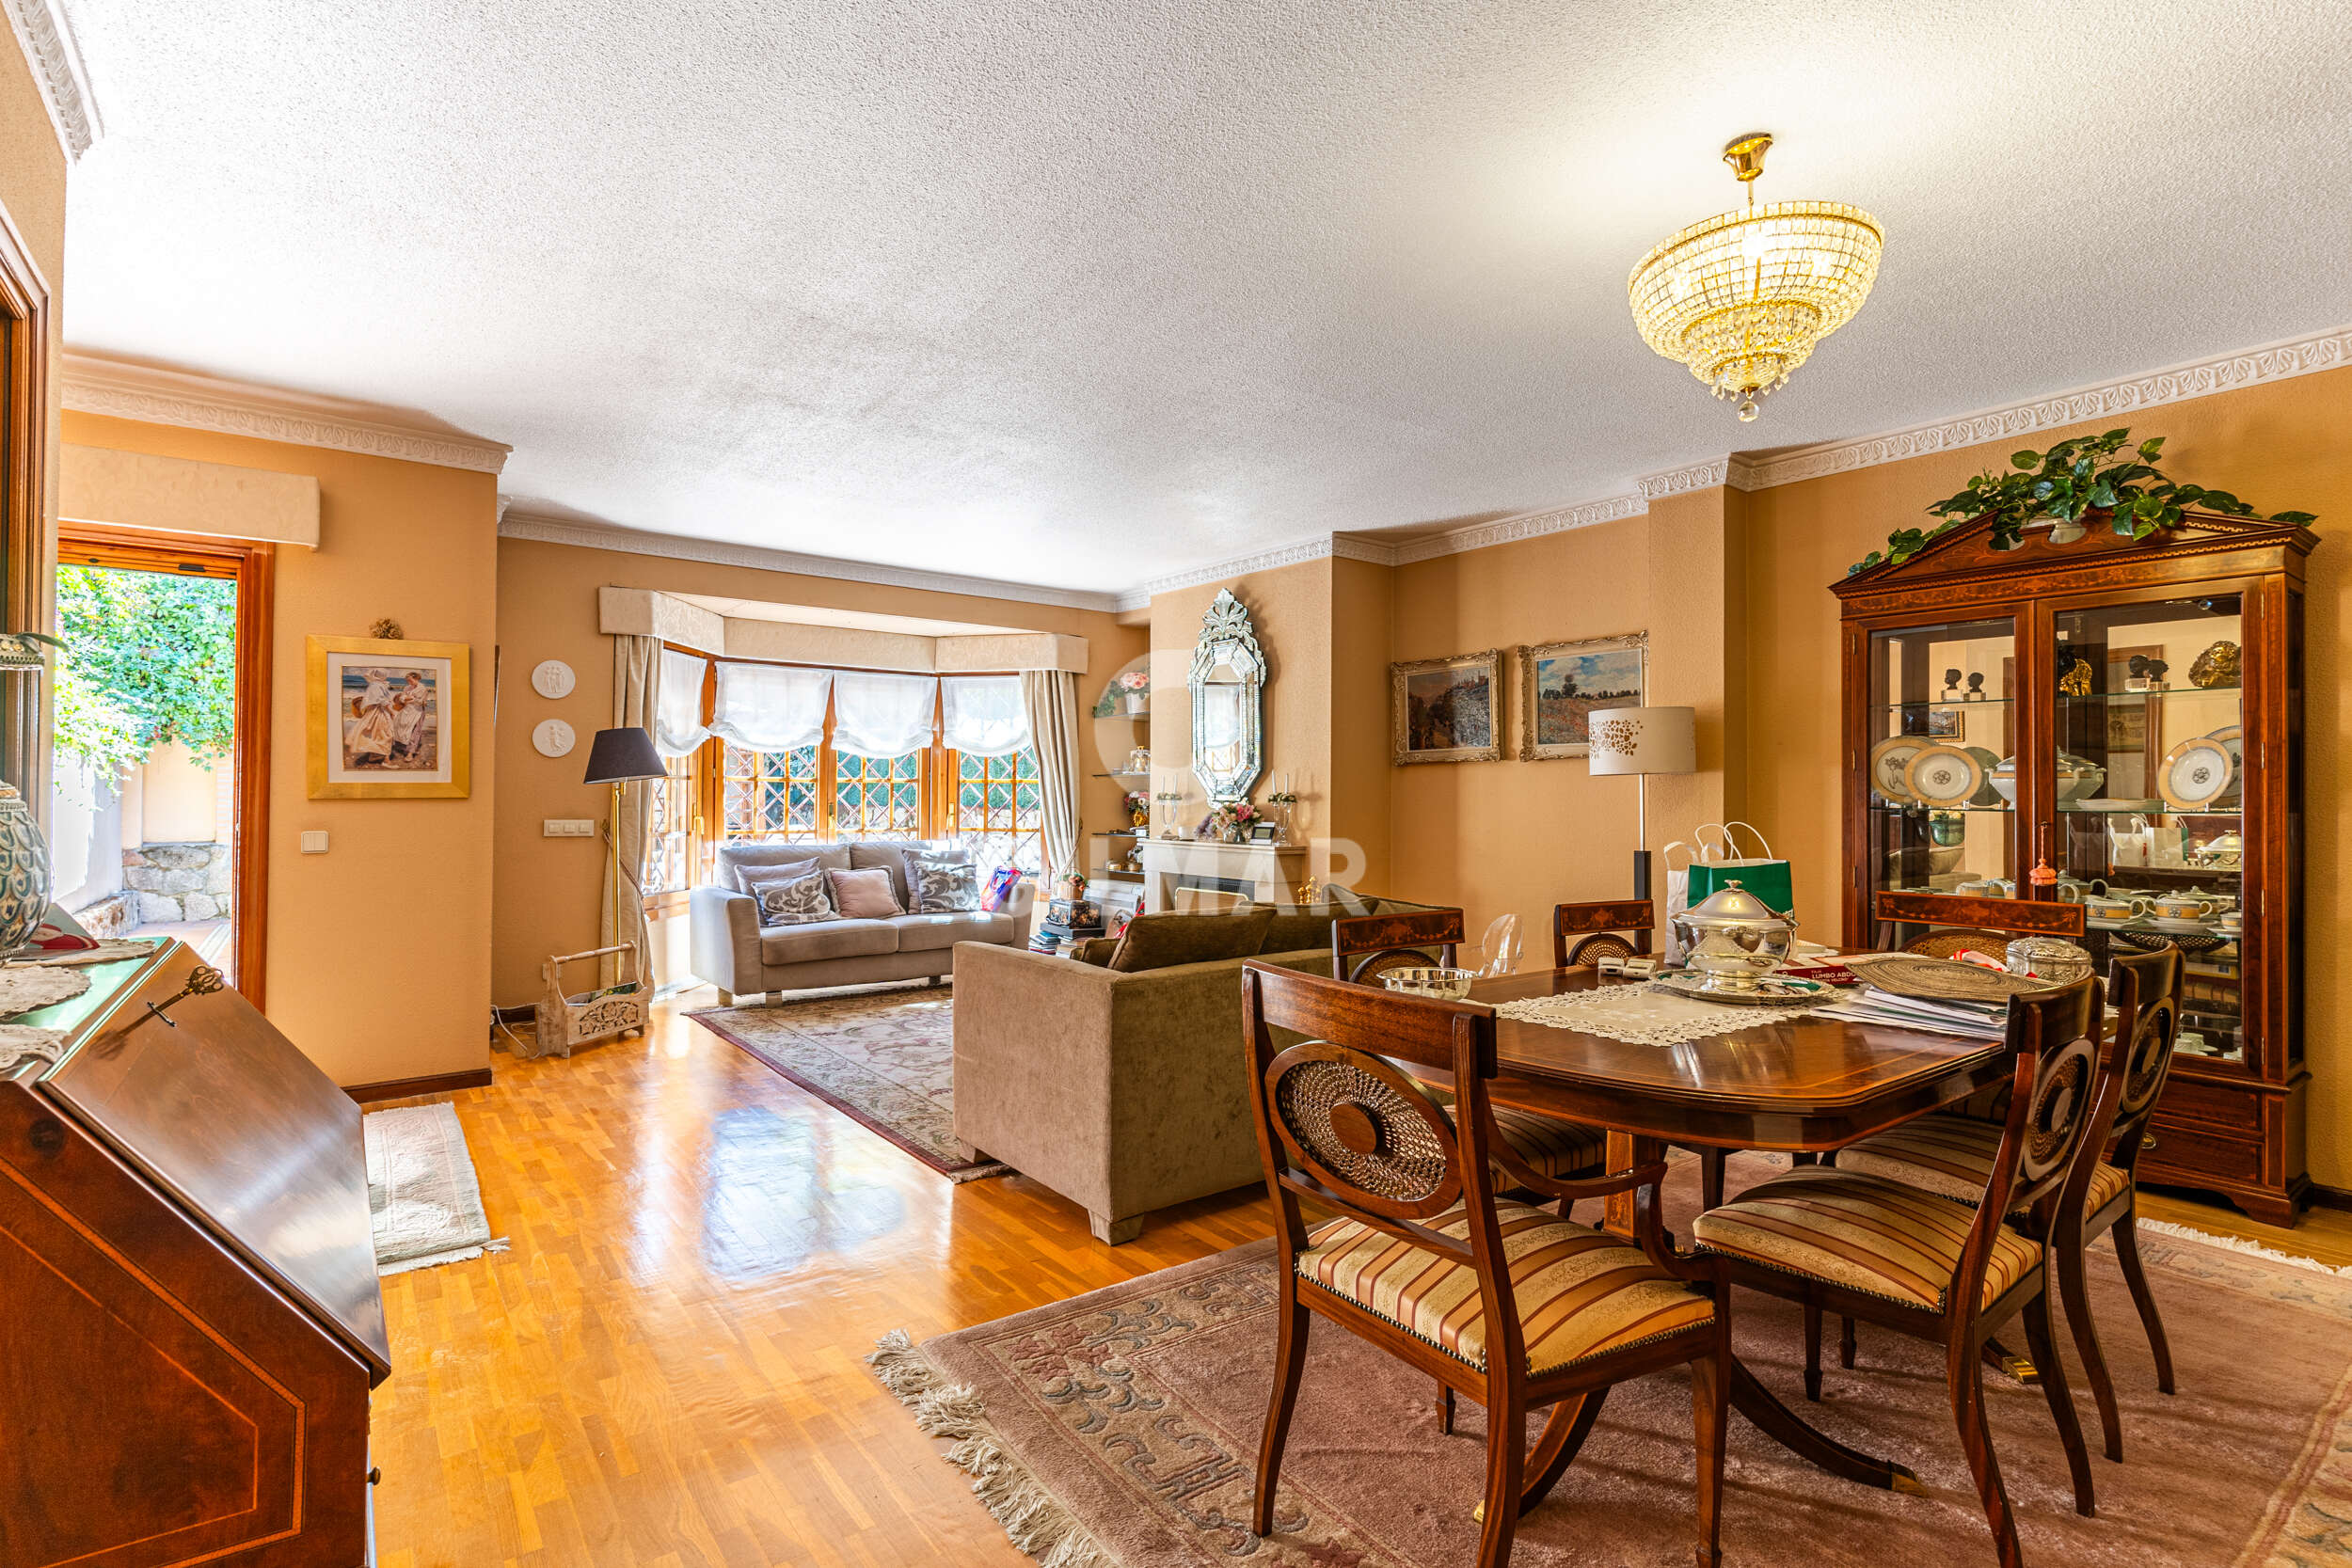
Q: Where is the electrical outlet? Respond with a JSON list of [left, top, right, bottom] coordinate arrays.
[[543, 818, 597, 838]]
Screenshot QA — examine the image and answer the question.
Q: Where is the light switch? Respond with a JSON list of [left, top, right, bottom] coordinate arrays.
[[543, 818, 597, 838], [299, 831, 329, 855]]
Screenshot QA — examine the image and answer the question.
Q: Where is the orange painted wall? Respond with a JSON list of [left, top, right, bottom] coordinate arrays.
[[491, 536, 1146, 1006], [0, 34, 68, 800], [62, 410, 501, 1090], [1741, 364, 2350, 1186]]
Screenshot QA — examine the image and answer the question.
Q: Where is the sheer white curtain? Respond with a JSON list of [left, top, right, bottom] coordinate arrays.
[[710, 662, 831, 752], [941, 675, 1030, 757], [654, 649, 709, 757], [834, 671, 939, 757], [1020, 670, 1081, 885]]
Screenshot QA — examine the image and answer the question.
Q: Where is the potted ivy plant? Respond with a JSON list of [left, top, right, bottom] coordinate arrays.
[[1848, 429, 2315, 575]]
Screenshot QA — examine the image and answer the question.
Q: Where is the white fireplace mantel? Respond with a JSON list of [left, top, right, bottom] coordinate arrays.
[[1136, 837, 1311, 911]]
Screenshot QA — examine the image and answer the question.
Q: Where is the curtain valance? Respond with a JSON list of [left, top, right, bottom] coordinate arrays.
[[941, 674, 1030, 758], [833, 671, 940, 758], [710, 662, 832, 752]]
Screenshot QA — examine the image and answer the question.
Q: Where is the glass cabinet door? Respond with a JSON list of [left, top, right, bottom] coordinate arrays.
[[1866, 615, 2019, 939], [2053, 593, 2247, 1065]]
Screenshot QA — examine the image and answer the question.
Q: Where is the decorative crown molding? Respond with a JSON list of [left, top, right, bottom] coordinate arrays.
[[2, 0, 99, 158], [1389, 492, 1646, 565], [501, 510, 1123, 615], [61, 353, 512, 473], [1732, 324, 2352, 491], [1637, 458, 1729, 499]]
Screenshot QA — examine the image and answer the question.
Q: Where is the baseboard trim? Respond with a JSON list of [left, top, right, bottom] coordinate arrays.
[[345, 1068, 494, 1104], [2309, 1182, 2352, 1213]]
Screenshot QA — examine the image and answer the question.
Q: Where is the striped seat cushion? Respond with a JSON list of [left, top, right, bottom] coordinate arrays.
[[1296, 1200, 1715, 1375], [1692, 1166, 2041, 1312], [1449, 1104, 1607, 1180], [1839, 1116, 2129, 1216]]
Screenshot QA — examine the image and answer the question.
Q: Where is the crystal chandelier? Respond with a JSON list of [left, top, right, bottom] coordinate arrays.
[[1627, 134, 1883, 420]]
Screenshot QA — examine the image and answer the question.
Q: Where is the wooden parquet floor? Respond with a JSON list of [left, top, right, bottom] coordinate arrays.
[[371, 986, 2352, 1568]]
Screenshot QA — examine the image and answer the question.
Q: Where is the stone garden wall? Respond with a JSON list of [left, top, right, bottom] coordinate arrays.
[[121, 841, 235, 924]]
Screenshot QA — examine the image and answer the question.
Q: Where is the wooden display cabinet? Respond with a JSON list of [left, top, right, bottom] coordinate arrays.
[[1834, 509, 2312, 1224]]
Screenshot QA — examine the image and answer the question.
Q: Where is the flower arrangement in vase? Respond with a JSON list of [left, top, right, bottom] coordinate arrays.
[[1116, 669, 1150, 715], [1200, 799, 1262, 844], [1123, 789, 1150, 831]]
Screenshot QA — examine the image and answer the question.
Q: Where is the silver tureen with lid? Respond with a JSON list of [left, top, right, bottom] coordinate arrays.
[[1671, 879, 1799, 994]]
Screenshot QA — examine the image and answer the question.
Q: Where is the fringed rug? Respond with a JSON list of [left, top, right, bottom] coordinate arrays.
[[870, 1153, 2352, 1567], [689, 984, 1009, 1181], [363, 1102, 508, 1275]]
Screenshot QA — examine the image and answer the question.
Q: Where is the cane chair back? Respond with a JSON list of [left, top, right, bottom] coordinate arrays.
[[1552, 899, 1655, 969], [1332, 907, 1465, 987], [1243, 961, 1502, 1245]]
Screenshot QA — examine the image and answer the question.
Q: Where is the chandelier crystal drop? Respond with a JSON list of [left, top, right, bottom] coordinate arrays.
[[1627, 133, 1883, 420]]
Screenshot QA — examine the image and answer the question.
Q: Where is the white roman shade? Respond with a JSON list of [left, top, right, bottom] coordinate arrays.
[[832, 671, 939, 758], [941, 675, 1030, 757], [710, 662, 832, 752], [654, 649, 710, 757]]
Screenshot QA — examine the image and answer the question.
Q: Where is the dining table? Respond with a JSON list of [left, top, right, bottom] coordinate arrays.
[[1422, 961, 2021, 1493]]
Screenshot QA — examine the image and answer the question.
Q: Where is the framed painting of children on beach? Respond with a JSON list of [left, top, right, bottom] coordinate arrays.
[[306, 634, 471, 798]]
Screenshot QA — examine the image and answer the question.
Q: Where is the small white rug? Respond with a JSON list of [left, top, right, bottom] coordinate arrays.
[[363, 1102, 507, 1275]]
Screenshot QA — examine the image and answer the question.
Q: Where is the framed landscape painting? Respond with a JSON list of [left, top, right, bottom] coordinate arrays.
[[1518, 631, 1646, 759], [306, 634, 471, 799], [1391, 649, 1502, 765]]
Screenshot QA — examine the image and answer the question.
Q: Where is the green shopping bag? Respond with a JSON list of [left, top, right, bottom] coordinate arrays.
[[1681, 821, 1795, 917]]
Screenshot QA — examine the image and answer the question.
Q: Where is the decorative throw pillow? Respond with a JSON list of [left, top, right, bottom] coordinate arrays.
[[896, 847, 971, 911], [979, 864, 1023, 912], [729, 855, 820, 895], [744, 867, 835, 927], [826, 866, 904, 920], [908, 853, 981, 912], [1108, 908, 1276, 973]]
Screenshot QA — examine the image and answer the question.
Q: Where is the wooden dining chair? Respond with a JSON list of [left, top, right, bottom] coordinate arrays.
[[1874, 890, 2087, 958], [1552, 898, 1656, 968], [1332, 906, 1465, 984], [1839, 945, 2183, 1465], [1241, 961, 1730, 1567], [1692, 977, 2108, 1566]]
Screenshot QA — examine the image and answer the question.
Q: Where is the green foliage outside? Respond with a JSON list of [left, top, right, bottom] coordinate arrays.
[[52, 565, 236, 782]]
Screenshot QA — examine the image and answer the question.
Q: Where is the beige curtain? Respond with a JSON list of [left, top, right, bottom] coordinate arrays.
[[1021, 669, 1081, 888], [600, 636, 660, 988]]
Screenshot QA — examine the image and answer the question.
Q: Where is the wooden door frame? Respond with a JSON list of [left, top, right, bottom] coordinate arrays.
[[0, 198, 51, 808], [56, 523, 275, 1007]]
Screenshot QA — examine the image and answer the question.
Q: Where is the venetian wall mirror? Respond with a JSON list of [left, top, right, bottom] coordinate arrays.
[[1189, 589, 1265, 802]]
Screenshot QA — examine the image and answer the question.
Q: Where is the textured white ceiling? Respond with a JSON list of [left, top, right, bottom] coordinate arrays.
[[56, 0, 2352, 595]]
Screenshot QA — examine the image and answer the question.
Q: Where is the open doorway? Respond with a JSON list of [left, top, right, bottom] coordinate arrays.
[[48, 526, 273, 1001]]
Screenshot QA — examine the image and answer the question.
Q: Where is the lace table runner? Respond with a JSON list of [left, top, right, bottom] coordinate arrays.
[[0, 1024, 69, 1075], [1494, 983, 1839, 1047]]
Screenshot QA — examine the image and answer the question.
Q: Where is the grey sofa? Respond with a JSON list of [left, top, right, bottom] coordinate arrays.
[[952, 908, 1346, 1243], [688, 839, 1036, 1003]]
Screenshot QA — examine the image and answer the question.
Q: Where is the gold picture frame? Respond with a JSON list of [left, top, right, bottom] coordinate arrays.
[[1391, 649, 1502, 765], [1518, 631, 1646, 759], [306, 634, 471, 799]]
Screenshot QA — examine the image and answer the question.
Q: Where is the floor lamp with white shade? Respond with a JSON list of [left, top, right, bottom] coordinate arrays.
[[1586, 706, 1696, 901]]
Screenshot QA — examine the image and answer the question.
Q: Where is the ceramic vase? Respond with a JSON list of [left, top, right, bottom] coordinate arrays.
[[0, 784, 51, 953]]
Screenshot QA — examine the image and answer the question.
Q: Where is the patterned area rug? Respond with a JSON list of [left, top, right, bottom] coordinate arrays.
[[871, 1152, 2352, 1567], [689, 984, 1008, 1181]]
